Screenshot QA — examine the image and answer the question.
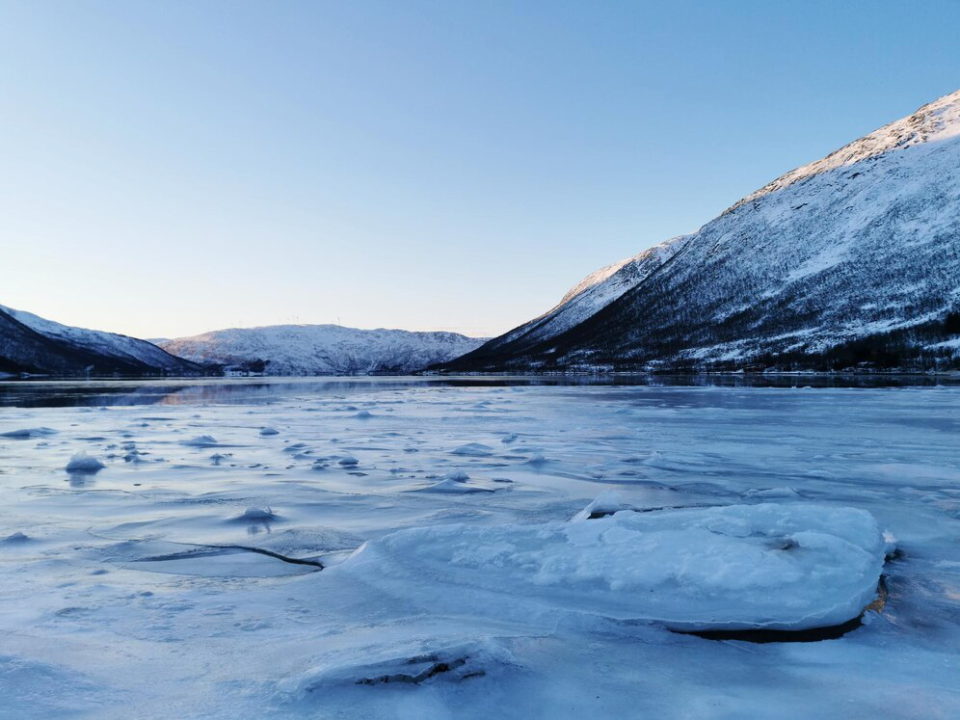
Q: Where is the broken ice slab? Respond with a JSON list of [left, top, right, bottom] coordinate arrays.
[[339, 503, 888, 632]]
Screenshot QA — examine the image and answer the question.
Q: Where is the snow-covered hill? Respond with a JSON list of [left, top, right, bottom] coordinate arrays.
[[443, 90, 960, 373], [159, 325, 486, 375], [0, 305, 201, 375]]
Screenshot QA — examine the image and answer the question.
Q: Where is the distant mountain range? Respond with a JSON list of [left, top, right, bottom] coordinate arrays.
[[158, 325, 485, 375], [0, 305, 200, 376], [439, 89, 960, 373], [0, 305, 484, 377]]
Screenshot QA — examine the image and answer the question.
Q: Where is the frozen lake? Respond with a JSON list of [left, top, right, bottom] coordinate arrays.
[[1, 377, 958, 718]]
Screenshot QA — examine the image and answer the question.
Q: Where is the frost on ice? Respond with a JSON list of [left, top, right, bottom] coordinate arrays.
[[341, 503, 887, 632]]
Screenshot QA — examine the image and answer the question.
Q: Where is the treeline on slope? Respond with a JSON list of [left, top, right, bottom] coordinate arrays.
[[438, 308, 960, 374]]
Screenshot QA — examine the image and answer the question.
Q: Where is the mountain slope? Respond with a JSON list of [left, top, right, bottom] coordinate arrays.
[[470, 236, 692, 361], [1, 305, 199, 374], [0, 306, 201, 375], [159, 325, 486, 375], [441, 90, 960, 373]]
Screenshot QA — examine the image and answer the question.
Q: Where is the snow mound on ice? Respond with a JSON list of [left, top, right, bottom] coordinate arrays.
[[340, 504, 886, 631], [259, 426, 280, 436], [65, 452, 106, 474]]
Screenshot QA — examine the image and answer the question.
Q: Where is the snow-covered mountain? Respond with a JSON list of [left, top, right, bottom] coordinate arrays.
[[480, 236, 692, 358], [159, 325, 486, 375], [442, 90, 960, 373], [0, 305, 201, 376]]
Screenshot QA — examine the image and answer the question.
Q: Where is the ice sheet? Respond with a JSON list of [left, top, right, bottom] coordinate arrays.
[[0, 377, 958, 719]]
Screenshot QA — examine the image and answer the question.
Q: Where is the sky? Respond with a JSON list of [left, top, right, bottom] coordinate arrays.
[[2, 1, 959, 340]]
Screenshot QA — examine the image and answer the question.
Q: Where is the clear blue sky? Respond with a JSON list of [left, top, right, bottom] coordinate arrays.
[[2, 1, 959, 339]]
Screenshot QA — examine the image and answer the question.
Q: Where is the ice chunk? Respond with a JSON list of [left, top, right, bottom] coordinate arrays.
[[444, 470, 470, 482], [1, 427, 57, 439], [338, 456, 359, 467], [238, 506, 275, 521], [259, 426, 280, 436], [420, 479, 494, 494], [571, 491, 624, 522], [745, 487, 800, 499], [181, 435, 218, 447], [340, 504, 886, 631], [280, 639, 516, 696], [451, 443, 494, 457], [65, 452, 106, 474]]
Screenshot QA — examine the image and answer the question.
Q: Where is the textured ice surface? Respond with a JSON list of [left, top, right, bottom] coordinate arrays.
[[0, 377, 958, 719]]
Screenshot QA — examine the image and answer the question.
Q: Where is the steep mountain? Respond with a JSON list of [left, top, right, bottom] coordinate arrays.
[[477, 236, 691, 360], [159, 325, 486, 375], [0, 305, 202, 376], [442, 90, 960, 373]]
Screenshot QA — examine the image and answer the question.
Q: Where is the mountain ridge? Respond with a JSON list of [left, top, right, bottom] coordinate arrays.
[[159, 324, 486, 375], [0, 305, 202, 376]]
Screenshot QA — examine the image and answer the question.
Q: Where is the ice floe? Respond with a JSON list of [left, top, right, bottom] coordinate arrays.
[[341, 503, 887, 631]]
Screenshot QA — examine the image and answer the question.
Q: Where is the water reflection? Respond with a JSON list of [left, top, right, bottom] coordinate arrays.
[[0, 374, 956, 408], [66, 473, 95, 488]]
